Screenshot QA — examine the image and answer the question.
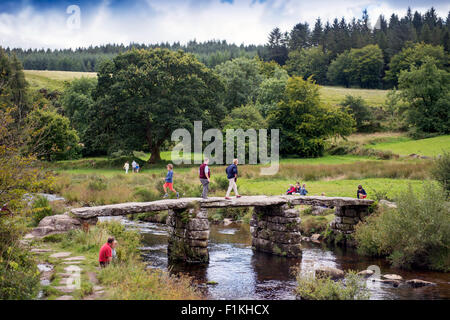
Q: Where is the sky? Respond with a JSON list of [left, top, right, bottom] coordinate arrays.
[[0, 0, 448, 49]]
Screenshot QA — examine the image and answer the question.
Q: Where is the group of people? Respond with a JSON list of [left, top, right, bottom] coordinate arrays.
[[123, 160, 140, 174], [163, 158, 241, 200], [286, 182, 308, 195]]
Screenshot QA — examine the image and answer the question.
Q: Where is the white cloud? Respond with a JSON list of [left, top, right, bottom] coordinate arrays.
[[0, 0, 448, 49]]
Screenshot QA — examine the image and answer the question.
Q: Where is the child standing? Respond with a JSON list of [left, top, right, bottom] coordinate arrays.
[[123, 161, 130, 174], [163, 164, 179, 199]]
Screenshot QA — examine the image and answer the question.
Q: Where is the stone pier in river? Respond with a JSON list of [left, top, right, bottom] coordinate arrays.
[[70, 195, 373, 263]]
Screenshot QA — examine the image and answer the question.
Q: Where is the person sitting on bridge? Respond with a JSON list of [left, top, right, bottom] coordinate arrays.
[[286, 184, 296, 195], [294, 182, 301, 194], [225, 159, 242, 200], [99, 237, 114, 268], [300, 184, 308, 196], [163, 164, 180, 199], [357, 185, 367, 199]]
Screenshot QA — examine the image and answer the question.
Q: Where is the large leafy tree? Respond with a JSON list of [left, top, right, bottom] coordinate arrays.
[[268, 77, 354, 157], [285, 46, 329, 84], [398, 58, 450, 135], [93, 48, 226, 163], [214, 57, 263, 110], [385, 42, 449, 86]]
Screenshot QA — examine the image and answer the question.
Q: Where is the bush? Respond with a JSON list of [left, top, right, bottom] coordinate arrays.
[[355, 183, 450, 271], [295, 270, 369, 300], [0, 217, 40, 299], [31, 196, 53, 225], [431, 151, 450, 197]]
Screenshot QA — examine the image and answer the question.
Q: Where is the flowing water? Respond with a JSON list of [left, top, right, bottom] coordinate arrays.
[[118, 218, 450, 300]]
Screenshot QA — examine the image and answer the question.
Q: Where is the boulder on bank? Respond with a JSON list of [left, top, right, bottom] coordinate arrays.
[[32, 214, 81, 237], [315, 266, 345, 280], [357, 269, 375, 278], [382, 274, 403, 281], [406, 279, 436, 288], [310, 234, 323, 242], [379, 200, 397, 209]]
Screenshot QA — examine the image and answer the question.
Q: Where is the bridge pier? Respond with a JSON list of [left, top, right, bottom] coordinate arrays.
[[330, 205, 370, 234], [250, 204, 302, 257], [167, 207, 210, 263]]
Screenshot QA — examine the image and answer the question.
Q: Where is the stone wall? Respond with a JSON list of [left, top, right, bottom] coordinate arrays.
[[250, 205, 302, 257], [330, 205, 369, 234], [167, 208, 210, 263]]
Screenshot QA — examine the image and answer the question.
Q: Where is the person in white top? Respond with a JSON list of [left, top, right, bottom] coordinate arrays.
[[123, 161, 130, 174], [131, 160, 137, 173]]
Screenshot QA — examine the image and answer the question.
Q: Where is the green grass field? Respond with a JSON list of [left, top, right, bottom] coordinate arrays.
[[24, 70, 97, 91], [365, 135, 450, 157], [23, 70, 389, 107], [319, 85, 388, 107]]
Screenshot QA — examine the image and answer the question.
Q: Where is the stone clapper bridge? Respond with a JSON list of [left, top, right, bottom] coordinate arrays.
[[71, 195, 373, 263]]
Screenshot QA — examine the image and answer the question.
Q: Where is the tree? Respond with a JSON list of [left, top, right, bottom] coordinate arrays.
[[0, 107, 52, 299], [398, 58, 450, 135], [348, 44, 384, 88], [385, 42, 449, 86], [26, 109, 81, 161], [94, 48, 226, 163], [327, 51, 352, 87], [61, 77, 97, 154], [221, 104, 267, 130], [266, 27, 289, 65], [215, 57, 263, 110], [256, 77, 288, 117], [340, 95, 379, 132], [267, 77, 354, 157], [289, 22, 310, 51], [285, 46, 329, 84]]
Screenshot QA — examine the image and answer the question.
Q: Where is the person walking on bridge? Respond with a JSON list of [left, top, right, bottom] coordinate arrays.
[[225, 159, 241, 200], [199, 158, 211, 199]]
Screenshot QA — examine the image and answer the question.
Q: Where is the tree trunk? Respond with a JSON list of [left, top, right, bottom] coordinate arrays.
[[148, 144, 161, 164]]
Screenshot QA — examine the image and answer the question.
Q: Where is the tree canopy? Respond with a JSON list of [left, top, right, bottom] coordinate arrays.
[[92, 48, 226, 162]]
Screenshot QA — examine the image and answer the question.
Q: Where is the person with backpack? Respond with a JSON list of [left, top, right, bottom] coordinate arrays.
[[225, 159, 241, 200], [199, 158, 211, 199]]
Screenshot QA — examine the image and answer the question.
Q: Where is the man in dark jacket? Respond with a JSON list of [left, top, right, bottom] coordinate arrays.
[[225, 159, 241, 200]]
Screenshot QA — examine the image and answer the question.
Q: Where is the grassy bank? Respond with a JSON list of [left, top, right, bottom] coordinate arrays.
[[34, 221, 201, 300]]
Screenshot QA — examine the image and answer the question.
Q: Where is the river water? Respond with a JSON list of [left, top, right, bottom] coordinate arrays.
[[118, 218, 449, 300]]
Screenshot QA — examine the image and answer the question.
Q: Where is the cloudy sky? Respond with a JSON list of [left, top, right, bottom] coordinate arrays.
[[0, 0, 448, 49]]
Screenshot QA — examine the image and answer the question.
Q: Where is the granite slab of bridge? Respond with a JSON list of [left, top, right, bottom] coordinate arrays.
[[71, 196, 374, 263]]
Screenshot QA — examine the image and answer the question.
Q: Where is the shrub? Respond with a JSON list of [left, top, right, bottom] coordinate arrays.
[[295, 270, 369, 300], [355, 183, 450, 271], [431, 151, 450, 197], [31, 196, 53, 225]]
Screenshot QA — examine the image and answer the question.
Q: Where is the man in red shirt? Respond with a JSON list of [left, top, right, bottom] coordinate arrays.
[[99, 237, 114, 267]]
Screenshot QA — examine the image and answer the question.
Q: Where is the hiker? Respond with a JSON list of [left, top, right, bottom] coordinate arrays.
[[294, 182, 301, 194], [199, 158, 211, 199], [300, 184, 308, 196], [111, 240, 118, 260], [225, 159, 241, 200], [99, 237, 114, 267], [131, 160, 137, 173], [123, 161, 129, 174], [163, 164, 180, 199], [286, 184, 296, 195], [357, 185, 367, 199]]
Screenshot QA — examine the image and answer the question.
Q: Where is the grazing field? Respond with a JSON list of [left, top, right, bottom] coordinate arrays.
[[365, 135, 450, 157], [24, 70, 97, 91], [319, 85, 388, 107]]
